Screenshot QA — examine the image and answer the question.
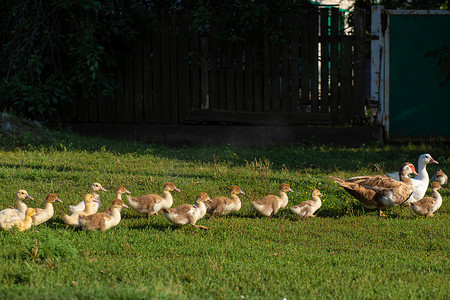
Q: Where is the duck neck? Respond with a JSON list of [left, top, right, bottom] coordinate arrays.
[[312, 196, 322, 207], [162, 190, 174, 206], [23, 215, 33, 227], [417, 160, 428, 181], [16, 198, 28, 213], [116, 192, 123, 200], [432, 189, 442, 206], [230, 193, 241, 204], [196, 201, 207, 216], [84, 202, 94, 215], [91, 191, 101, 201], [110, 207, 121, 220], [279, 191, 289, 206], [43, 202, 54, 213]]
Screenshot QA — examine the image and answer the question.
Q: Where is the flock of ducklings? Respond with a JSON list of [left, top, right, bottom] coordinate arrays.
[[0, 154, 446, 232]]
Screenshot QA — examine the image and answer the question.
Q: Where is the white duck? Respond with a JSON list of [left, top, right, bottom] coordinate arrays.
[[127, 182, 180, 219], [0, 190, 33, 225], [205, 185, 245, 217], [63, 194, 97, 227], [290, 189, 323, 220], [252, 183, 293, 217], [69, 183, 107, 214], [163, 192, 212, 230], [386, 154, 438, 204], [32, 193, 63, 225], [79, 199, 129, 231], [410, 182, 444, 217], [1, 208, 36, 232]]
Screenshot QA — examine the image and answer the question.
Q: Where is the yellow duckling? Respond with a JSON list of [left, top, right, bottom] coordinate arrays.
[[1, 208, 36, 232], [63, 194, 97, 227]]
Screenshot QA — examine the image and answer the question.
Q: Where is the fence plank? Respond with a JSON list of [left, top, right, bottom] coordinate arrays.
[[190, 23, 200, 110], [152, 14, 162, 123], [142, 29, 153, 122], [236, 39, 244, 111], [340, 36, 353, 124], [281, 23, 290, 111], [263, 33, 271, 111], [170, 14, 178, 123], [310, 8, 319, 113], [124, 59, 134, 123], [271, 42, 280, 111], [300, 9, 310, 106], [330, 8, 339, 124], [161, 9, 171, 123], [178, 13, 190, 120], [354, 7, 366, 119], [289, 14, 300, 112], [209, 10, 218, 109], [320, 8, 330, 113], [115, 65, 125, 123], [244, 33, 254, 111], [253, 32, 263, 112], [134, 30, 144, 123]]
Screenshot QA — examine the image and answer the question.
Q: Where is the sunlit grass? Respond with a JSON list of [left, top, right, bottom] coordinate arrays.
[[0, 127, 449, 298]]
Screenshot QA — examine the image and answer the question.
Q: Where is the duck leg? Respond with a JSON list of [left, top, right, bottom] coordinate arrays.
[[192, 224, 209, 230], [378, 209, 386, 217]]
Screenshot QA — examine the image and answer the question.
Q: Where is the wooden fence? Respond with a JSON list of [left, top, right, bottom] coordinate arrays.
[[54, 7, 367, 126]]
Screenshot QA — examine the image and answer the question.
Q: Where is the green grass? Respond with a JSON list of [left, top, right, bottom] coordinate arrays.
[[0, 124, 449, 299]]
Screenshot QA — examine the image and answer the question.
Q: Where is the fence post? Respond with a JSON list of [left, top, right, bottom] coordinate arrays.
[[354, 7, 366, 121], [200, 35, 209, 109]]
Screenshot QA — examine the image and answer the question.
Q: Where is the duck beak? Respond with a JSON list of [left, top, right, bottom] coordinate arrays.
[[26, 194, 33, 200], [174, 187, 181, 192], [122, 204, 129, 208], [319, 193, 324, 197], [93, 199, 99, 202], [56, 198, 63, 203], [240, 190, 246, 195], [430, 158, 438, 164], [100, 187, 107, 192], [289, 188, 294, 193], [125, 189, 131, 194], [412, 171, 419, 177]]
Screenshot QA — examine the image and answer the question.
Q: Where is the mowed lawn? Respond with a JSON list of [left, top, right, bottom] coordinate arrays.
[[0, 131, 449, 299]]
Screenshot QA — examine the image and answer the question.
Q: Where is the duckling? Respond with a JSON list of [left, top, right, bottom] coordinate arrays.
[[432, 170, 447, 188], [69, 183, 107, 214], [79, 199, 129, 231], [32, 193, 63, 225], [252, 183, 293, 217], [290, 189, 323, 220], [102, 186, 131, 214], [127, 182, 180, 219], [331, 162, 416, 217], [63, 194, 97, 227], [0, 190, 34, 224], [205, 185, 245, 218], [410, 182, 444, 217], [163, 192, 212, 230], [1, 208, 36, 232]]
